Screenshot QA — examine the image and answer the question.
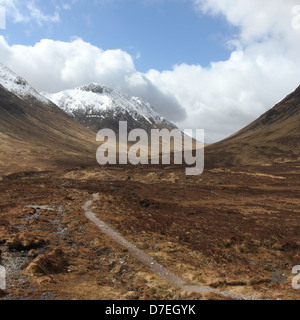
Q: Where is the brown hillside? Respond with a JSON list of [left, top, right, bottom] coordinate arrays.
[[0, 85, 98, 175], [206, 85, 300, 166]]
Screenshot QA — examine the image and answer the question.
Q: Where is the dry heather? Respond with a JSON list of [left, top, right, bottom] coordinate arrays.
[[0, 163, 300, 300]]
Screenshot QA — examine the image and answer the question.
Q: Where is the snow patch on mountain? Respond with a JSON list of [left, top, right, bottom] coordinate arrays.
[[42, 83, 175, 127], [0, 63, 49, 104]]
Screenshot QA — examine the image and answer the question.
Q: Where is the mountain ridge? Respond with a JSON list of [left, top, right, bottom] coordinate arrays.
[[206, 84, 300, 166], [42, 83, 177, 133], [0, 64, 99, 175], [0, 63, 50, 104]]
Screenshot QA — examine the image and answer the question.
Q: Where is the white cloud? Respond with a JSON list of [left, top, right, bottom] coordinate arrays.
[[193, 0, 300, 44], [62, 3, 71, 11], [0, 36, 186, 122], [26, 1, 60, 26], [0, 0, 60, 25], [1, 0, 300, 141], [0, 0, 28, 23], [145, 0, 300, 141]]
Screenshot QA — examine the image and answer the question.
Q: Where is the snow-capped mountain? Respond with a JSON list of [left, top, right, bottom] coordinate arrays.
[[42, 83, 177, 132], [0, 63, 98, 174], [0, 63, 49, 104]]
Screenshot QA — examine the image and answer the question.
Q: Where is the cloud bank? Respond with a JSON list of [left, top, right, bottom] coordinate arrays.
[[148, 0, 300, 141], [1, 0, 300, 142], [0, 36, 186, 122]]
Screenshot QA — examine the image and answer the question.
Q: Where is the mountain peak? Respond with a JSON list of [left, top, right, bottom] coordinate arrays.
[[0, 63, 49, 104], [42, 84, 176, 133]]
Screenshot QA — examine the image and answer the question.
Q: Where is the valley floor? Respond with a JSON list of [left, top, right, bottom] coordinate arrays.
[[0, 163, 300, 300]]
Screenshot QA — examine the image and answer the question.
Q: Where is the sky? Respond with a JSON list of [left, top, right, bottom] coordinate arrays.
[[0, 0, 300, 142]]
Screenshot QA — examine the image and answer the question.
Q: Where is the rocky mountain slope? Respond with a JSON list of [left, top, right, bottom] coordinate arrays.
[[42, 83, 177, 133]]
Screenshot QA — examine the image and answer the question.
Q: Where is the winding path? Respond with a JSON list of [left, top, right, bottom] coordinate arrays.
[[82, 193, 259, 300]]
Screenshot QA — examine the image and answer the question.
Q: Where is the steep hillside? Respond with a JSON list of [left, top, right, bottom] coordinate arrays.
[[0, 65, 98, 175], [206, 85, 300, 166]]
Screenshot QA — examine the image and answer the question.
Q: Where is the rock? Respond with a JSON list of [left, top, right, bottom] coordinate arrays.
[[23, 248, 68, 275], [40, 291, 54, 300], [6, 232, 47, 251]]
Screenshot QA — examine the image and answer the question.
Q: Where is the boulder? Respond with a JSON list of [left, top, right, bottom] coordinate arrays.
[[23, 248, 68, 275]]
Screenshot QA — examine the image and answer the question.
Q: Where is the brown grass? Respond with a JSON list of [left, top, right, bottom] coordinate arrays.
[[1, 163, 299, 300]]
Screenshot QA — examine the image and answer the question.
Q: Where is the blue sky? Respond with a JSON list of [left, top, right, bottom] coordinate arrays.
[[3, 0, 235, 72], [1, 0, 300, 142]]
